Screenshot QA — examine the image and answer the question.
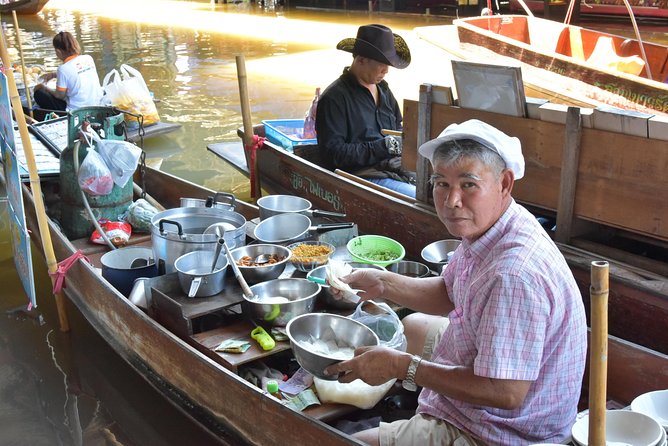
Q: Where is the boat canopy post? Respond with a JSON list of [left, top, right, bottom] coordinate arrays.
[[0, 28, 70, 331], [589, 261, 609, 446], [11, 11, 33, 118], [623, 0, 652, 80]]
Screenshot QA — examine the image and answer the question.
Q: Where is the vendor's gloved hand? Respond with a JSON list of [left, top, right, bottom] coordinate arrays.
[[384, 135, 402, 156]]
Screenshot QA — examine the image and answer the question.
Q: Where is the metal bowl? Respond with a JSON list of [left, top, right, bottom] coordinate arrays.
[[421, 239, 462, 273], [286, 313, 379, 380], [229, 244, 291, 284], [244, 278, 320, 326], [307, 263, 386, 310], [387, 260, 431, 278]]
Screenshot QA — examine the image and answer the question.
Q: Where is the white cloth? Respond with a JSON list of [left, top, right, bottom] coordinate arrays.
[[56, 54, 103, 111], [418, 119, 525, 179]]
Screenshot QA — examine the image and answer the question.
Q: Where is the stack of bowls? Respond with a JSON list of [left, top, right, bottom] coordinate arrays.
[[570, 409, 663, 446], [421, 239, 462, 273]]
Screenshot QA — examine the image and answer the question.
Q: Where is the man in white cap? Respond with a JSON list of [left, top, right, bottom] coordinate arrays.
[[325, 120, 587, 445], [315, 24, 415, 197]]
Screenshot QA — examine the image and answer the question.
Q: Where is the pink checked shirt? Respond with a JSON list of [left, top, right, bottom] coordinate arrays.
[[417, 201, 587, 445]]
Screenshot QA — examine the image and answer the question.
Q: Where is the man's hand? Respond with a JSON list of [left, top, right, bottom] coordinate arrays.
[[384, 135, 402, 156]]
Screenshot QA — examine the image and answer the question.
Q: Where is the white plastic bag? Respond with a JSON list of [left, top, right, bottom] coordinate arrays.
[[77, 148, 113, 196], [101, 64, 160, 125], [89, 131, 143, 188], [314, 377, 395, 409], [350, 301, 407, 352]]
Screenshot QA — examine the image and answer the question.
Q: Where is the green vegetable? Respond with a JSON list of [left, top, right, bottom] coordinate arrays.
[[363, 250, 398, 261]]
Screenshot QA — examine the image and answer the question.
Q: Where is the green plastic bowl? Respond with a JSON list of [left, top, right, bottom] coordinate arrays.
[[346, 235, 405, 267]]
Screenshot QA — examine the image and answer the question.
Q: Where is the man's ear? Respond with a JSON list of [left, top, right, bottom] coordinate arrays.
[[501, 169, 515, 196]]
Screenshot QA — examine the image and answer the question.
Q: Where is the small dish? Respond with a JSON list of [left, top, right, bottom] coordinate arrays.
[[571, 409, 663, 446], [631, 389, 668, 431], [287, 240, 335, 272]]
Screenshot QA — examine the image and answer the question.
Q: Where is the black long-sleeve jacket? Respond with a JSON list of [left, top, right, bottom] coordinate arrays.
[[315, 68, 402, 172]]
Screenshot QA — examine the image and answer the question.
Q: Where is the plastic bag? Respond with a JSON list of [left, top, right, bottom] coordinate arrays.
[[123, 198, 159, 233], [314, 377, 395, 410], [78, 148, 113, 196], [350, 301, 407, 352], [101, 64, 160, 126], [90, 220, 132, 247], [90, 131, 142, 187]]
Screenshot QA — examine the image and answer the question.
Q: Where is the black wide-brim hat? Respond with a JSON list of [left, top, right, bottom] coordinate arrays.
[[336, 24, 411, 69]]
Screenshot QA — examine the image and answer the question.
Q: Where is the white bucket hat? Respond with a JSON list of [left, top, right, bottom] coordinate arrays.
[[418, 119, 525, 180]]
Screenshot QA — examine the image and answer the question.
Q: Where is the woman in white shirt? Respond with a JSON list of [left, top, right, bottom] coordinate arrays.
[[33, 31, 103, 112]]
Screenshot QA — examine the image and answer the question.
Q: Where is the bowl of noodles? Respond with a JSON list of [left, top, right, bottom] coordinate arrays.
[[287, 241, 335, 272]]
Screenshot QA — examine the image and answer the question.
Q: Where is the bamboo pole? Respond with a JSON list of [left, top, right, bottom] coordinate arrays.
[[11, 11, 33, 118], [588, 260, 609, 446], [235, 54, 261, 200], [0, 29, 70, 331]]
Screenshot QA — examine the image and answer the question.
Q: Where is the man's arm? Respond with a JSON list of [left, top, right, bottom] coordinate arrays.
[[329, 348, 532, 410]]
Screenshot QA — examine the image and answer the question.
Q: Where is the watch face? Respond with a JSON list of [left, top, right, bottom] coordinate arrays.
[[402, 380, 417, 392]]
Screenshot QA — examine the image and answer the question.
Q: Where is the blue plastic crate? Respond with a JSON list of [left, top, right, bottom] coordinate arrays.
[[262, 119, 317, 152]]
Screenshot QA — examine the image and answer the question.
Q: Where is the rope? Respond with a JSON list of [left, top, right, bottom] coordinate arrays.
[[48, 250, 90, 294], [246, 134, 266, 199]]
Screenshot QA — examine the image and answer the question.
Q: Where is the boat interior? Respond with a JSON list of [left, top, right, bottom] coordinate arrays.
[[460, 15, 668, 81]]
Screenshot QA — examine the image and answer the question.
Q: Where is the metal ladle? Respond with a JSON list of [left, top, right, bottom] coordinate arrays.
[[253, 254, 271, 265]]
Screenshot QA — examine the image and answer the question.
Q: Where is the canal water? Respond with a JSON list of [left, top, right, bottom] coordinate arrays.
[[1, 1, 667, 444]]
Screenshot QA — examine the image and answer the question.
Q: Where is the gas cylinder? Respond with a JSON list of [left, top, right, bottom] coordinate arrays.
[[59, 106, 133, 240]]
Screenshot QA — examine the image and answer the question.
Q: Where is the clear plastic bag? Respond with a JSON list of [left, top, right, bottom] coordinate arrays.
[[77, 148, 113, 196], [349, 301, 407, 352], [87, 130, 142, 188], [101, 64, 160, 126]]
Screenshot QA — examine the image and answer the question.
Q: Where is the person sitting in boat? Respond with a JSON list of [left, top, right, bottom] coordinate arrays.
[[33, 31, 103, 112], [325, 119, 587, 445], [315, 24, 416, 198]]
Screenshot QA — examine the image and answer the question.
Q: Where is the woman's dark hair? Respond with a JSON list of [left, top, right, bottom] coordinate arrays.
[[52, 31, 80, 57]]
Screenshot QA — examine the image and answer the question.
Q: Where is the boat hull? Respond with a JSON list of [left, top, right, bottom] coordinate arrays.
[[455, 15, 668, 114]]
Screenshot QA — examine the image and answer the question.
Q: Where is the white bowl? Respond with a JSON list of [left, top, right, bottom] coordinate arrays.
[[632, 390, 668, 431], [571, 409, 663, 446]]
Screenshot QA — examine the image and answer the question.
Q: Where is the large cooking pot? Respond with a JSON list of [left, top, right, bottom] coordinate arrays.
[[257, 195, 346, 221], [101, 246, 158, 297], [254, 213, 354, 244], [150, 206, 246, 274], [180, 191, 236, 211]]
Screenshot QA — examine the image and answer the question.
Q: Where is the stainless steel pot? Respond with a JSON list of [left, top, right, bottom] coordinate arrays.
[[174, 250, 228, 298], [180, 192, 236, 211], [257, 195, 346, 220], [253, 213, 354, 244], [150, 206, 246, 274]]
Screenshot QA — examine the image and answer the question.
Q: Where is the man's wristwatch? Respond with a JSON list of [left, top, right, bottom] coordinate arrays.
[[402, 354, 422, 392]]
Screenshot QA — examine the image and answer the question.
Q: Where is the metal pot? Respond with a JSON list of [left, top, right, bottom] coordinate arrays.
[[174, 250, 228, 298], [180, 191, 236, 211], [150, 206, 246, 274], [253, 213, 354, 244], [101, 246, 158, 297], [257, 195, 346, 220]]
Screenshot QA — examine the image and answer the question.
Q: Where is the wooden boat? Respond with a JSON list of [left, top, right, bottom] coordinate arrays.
[[451, 15, 668, 115], [0, 0, 49, 14], [508, 0, 668, 20], [213, 91, 668, 354], [8, 161, 668, 444]]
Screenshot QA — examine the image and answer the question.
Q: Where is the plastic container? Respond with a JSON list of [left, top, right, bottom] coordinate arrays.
[[263, 119, 317, 152]]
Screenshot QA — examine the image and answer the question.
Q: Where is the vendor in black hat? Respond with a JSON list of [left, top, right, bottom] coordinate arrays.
[[315, 24, 416, 198]]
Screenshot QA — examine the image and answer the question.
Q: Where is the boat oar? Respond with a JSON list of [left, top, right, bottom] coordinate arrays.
[[0, 29, 70, 331], [588, 260, 609, 446], [11, 11, 33, 118], [235, 54, 261, 201]]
